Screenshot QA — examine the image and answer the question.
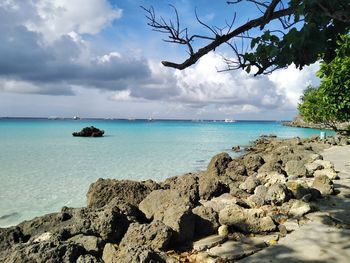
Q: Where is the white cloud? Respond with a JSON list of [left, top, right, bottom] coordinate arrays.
[[25, 0, 122, 42]]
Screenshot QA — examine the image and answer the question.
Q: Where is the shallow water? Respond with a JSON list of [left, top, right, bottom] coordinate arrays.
[[0, 119, 333, 227]]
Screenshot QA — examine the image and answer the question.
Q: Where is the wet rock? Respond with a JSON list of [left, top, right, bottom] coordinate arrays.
[[119, 221, 173, 251], [207, 153, 232, 176], [87, 178, 159, 208], [72, 126, 104, 137], [265, 184, 290, 205], [232, 145, 241, 152], [285, 160, 308, 178], [312, 174, 334, 195], [219, 204, 276, 233], [288, 200, 312, 218], [139, 189, 195, 243], [192, 206, 219, 237], [239, 176, 260, 194]]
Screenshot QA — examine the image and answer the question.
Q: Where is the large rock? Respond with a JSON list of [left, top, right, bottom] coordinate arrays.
[[139, 189, 195, 243], [192, 206, 220, 237], [198, 173, 228, 200], [265, 184, 290, 205], [110, 245, 165, 263], [285, 160, 308, 178], [72, 126, 104, 137], [87, 178, 159, 208], [257, 171, 286, 187], [288, 200, 312, 218], [2, 240, 85, 263], [161, 173, 199, 204], [314, 168, 339, 180], [119, 221, 173, 251], [226, 159, 247, 178], [243, 154, 265, 174], [207, 153, 232, 176], [239, 176, 260, 194], [312, 174, 334, 195], [67, 234, 104, 255], [247, 185, 268, 207], [19, 206, 129, 244], [219, 204, 276, 233], [200, 193, 240, 213]]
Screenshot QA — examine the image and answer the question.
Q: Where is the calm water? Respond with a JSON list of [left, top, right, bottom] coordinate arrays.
[[0, 119, 333, 227]]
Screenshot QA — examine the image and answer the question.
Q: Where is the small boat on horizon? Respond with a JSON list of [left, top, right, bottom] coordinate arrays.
[[224, 119, 236, 123], [73, 116, 81, 120], [148, 117, 153, 121]]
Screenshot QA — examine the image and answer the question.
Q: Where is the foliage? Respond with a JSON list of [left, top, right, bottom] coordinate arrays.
[[298, 35, 350, 130], [144, 0, 350, 74]]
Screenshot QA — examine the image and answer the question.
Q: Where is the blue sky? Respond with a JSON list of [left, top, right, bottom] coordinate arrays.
[[0, 0, 320, 120]]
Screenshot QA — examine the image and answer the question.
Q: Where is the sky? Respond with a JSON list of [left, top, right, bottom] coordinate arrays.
[[0, 0, 320, 120]]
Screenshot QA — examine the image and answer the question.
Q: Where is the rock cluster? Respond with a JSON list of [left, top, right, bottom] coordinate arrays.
[[72, 126, 105, 137], [1, 134, 349, 262]]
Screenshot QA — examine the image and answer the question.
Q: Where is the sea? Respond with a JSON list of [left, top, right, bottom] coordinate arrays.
[[0, 118, 333, 227]]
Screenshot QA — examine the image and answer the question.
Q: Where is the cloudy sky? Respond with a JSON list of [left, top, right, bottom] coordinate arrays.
[[0, 0, 320, 120]]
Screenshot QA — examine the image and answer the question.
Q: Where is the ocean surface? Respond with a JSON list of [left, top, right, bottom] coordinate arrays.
[[0, 118, 333, 227]]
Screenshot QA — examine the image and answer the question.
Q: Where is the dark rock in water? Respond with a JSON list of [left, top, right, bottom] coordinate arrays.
[[232, 146, 241, 152], [72, 126, 105, 137], [207, 153, 232, 176]]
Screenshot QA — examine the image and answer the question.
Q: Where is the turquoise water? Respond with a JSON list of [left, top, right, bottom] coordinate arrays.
[[0, 119, 333, 227]]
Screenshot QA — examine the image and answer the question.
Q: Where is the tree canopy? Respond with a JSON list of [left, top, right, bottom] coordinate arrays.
[[298, 35, 350, 131], [143, 0, 350, 75]]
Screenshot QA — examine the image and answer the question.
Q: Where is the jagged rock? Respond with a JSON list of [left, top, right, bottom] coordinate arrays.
[[192, 206, 219, 237], [226, 159, 247, 178], [244, 154, 265, 174], [314, 168, 339, 180], [265, 184, 290, 205], [87, 178, 159, 208], [200, 193, 239, 213], [2, 240, 85, 263], [312, 174, 334, 195], [257, 171, 286, 187], [285, 160, 308, 178], [139, 189, 195, 243], [198, 173, 228, 200], [288, 200, 312, 218], [305, 162, 323, 175], [239, 176, 260, 194], [286, 181, 314, 200], [67, 234, 104, 255], [247, 185, 267, 207], [219, 204, 276, 233], [207, 153, 232, 176], [19, 206, 129, 244], [111, 245, 165, 263], [119, 221, 173, 251], [161, 173, 199, 204], [72, 126, 104, 137], [305, 153, 323, 162], [258, 159, 285, 175]]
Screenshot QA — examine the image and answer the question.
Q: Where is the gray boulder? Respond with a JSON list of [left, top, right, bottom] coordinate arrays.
[[86, 179, 159, 208], [285, 160, 308, 178], [207, 153, 232, 176], [139, 189, 195, 243], [119, 221, 173, 251], [239, 176, 260, 193], [192, 206, 220, 237], [243, 154, 265, 174]]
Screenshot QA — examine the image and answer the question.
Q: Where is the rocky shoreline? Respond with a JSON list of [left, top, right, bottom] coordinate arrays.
[[1, 134, 350, 263]]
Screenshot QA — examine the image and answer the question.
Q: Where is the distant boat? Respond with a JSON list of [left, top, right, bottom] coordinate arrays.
[[224, 119, 236, 123], [148, 117, 153, 121], [73, 116, 80, 120], [48, 116, 60, 120]]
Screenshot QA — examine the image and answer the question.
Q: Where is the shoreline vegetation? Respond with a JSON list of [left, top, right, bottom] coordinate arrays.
[[1, 134, 350, 262]]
